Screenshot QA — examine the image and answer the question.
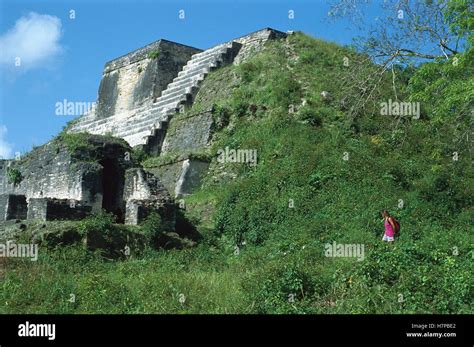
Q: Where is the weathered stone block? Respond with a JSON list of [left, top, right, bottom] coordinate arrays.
[[123, 168, 175, 226], [125, 199, 175, 229], [26, 198, 47, 221], [93, 39, 202, 120], [0, 194, 27, 221], [160, 111, 214, 154], [0, 135, 136, 223], [27, 198, 92, 221], [233, 28, 287, 64], [146, 159, 210, 199]]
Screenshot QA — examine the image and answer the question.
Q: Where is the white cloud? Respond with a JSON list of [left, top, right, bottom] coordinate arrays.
[[0, 12, 63, 69], [0, 125, 13, 159]]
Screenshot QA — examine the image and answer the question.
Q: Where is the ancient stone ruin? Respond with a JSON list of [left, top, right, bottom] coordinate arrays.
[[0, 28, 286, 226]]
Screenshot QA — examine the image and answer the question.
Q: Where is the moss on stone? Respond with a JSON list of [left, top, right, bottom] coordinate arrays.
[[6, 167, 23, 186], [147, 49, 160, 59], [53, 132, 131, 162]]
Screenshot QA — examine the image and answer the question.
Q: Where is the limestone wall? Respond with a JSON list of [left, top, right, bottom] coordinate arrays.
[[0, 146, 86, 202], [70, 40, 202, 127], [0, 194, 27, 220], [99, 40, 202, 118], [26, 198, 92, 221], [160, 111, 214, 154], [123, 168, 174, 225], [233, 28, 286, 64], [146, 159, 210, 199], [0, 136, 139, 222]]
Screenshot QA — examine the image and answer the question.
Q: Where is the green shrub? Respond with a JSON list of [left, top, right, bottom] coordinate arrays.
[[78, 211, 116, 235], [416, 166, 473, 212], [237, 60, 263, 83], [131, 147, 149, 164], [55, 132, 93, 153], [140, 212, 163, 241], [147, 49, 160, 59], [212, 103, 231, 129], [298, 106, 324, 126], [253, 266, 314, 313], [7, 167, 23, 186]]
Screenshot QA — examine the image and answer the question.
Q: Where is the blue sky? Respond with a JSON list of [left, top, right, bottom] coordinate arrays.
[[0, 0, 381, 158]]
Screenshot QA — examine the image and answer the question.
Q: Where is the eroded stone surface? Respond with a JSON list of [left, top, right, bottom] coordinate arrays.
[[68, 29, 285, 150], [0, 28, 287, 231], [0, 194, 27, 221], [0, 135, 173, 225]]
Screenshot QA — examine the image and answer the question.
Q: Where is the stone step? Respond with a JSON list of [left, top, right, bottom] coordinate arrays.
[[116, 124, 155, 138], [133, 106, 175, 124], [153, 94, 188, 110], [134, 107, 174, 124], [165, 75, 203, 91], [158, 85, 194, 102], [181, 59, 219, 76], [69, 106, 149, 133], [113, 118, 155, 135], [72, 118, 120, 133], [178, 64, 213, 79], [117, 120, 172, 138], [182, 54, 222, 72], [70, 101, 152, 125], [173, 69, 208, 85], [189, 42, 232, 60], [117, 117, 170, 138], [161, 84, 198, 100], [176, 66, 209, 79], [182, 59, 219, 75], [123, 132, 151, 147], [71, 116, 94, 128], [155, 91, 188, 106], [189, 46, 228, 62], [70, 103, 162, 136], [75, 124, 109, 135], [113, 113, 159, 132], [114, 112, 168, 135], [70, 117, 106, 131], [160, 79, 197, 97]]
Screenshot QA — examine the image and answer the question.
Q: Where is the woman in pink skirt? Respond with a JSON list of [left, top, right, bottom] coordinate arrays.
[[381, 210, 396, 242]]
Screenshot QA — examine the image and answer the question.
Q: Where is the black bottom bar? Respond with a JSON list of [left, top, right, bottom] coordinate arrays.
[[0, 314, 472, 346]]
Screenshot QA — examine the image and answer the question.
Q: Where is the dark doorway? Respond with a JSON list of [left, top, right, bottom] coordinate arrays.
[[100, 158, 124, 222]]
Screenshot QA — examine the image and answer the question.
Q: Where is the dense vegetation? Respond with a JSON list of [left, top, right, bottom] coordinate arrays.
[[1, 32, 471, 314]]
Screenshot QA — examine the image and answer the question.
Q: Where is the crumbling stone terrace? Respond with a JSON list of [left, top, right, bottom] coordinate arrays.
[[0, 28, 286, 226]]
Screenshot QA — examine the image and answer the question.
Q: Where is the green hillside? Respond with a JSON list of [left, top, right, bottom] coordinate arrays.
[[1, 32, 472, 314]]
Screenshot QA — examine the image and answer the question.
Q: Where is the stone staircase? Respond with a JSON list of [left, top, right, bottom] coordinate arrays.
[[70, 41, 242, 152]]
